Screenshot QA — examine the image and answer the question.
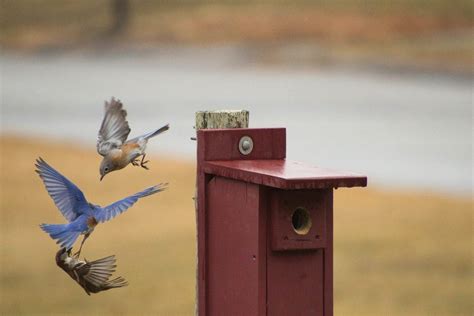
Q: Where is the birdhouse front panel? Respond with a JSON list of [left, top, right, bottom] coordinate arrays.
[[270, 188, 330, 251]]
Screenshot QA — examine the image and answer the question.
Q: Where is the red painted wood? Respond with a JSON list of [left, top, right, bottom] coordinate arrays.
[[196, 127, 285, 315], [196, 133, 208, 316], [257, 187, 268, 316], [198, 128, 286, 161], [266, 189, 331, 315], [324, 190, 334, 316], [267, 250, 325, 316], [270, 189, 328, 251], [206, 177, 266, 315], [197, 127, 363, 316], [203, 159, 367, 189]]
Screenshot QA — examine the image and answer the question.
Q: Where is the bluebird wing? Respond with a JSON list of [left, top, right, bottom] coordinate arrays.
[[97, 98, 131, 156], [94, 184, 167, 223], [35, 158, 87, 222]]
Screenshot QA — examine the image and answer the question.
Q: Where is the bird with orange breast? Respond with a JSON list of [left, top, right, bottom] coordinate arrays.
[[97, 98, 169, 180]]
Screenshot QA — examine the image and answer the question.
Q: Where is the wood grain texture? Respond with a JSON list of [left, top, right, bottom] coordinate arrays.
[[196, 110, 249, 130], [198, 128, 286, 161], [197, 121, 363, 316], [203, 159, 367, 189], [270, 189, 328, 251], [196, 110, 249, 316], [207, 177, 265, 315]]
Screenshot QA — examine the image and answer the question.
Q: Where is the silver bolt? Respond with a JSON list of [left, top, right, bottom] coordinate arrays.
[[239, 136, 253, 155], [242, 140, 251, 151]]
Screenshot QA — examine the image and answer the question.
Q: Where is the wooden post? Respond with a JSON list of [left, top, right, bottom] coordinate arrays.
[[195, 110, 249, 315], [195, 110, 249, 130]]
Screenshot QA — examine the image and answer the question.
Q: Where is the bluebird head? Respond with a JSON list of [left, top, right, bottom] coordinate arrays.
[[99, 157, 115, 181]]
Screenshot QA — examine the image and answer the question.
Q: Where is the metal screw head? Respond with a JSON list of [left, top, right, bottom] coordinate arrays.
[[239, 136, 253, 155]]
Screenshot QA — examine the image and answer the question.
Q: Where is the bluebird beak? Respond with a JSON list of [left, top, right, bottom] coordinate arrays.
[[100, 174, 105, 181]]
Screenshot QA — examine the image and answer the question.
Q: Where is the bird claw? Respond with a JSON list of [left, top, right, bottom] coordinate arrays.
[[131, 159, 140, 166], [140, 160, 149, 170], [140, 155, 149, 170]]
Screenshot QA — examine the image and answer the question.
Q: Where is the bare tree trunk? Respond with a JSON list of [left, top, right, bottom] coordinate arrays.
[[109, 0, 130, 37]]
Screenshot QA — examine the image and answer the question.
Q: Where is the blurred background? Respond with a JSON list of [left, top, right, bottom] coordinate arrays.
[[1, 1, 472, 315]]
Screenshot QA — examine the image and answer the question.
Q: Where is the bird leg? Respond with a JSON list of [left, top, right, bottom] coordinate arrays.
[[140, 154, 149, 170], [73, 234, 90, 258], [131, 158, 140, 166]]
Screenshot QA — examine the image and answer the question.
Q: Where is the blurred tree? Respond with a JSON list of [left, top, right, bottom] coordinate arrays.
[[109, 0, 130, 37]]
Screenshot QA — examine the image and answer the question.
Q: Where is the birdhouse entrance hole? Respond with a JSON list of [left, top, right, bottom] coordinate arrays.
[[291, 207, 312, 235]]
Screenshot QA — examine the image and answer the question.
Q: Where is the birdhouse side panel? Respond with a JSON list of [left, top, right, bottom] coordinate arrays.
[[206, 176, 267, 315]]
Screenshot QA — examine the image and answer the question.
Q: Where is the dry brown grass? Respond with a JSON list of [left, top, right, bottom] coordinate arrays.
[[1, 135, 472, 315], [1, 1, 473, 72]]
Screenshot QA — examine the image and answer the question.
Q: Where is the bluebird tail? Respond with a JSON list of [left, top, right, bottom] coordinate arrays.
[[143, 124, 169, 140], [142, 183, 168, 197], [40, 223, 80, 250]]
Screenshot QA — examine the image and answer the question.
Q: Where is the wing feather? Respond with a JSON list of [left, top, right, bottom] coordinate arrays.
[[97, 98, 131, 156], [78, 256, 116, 285], [35, 158, 87, 221], [94, 184, 167, 223]]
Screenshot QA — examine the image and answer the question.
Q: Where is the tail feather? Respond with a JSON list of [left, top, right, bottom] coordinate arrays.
[[105, 276, 128, 289], [40, 223, 80, 249], [142, 183, 168, 198], [40, 223, 66, 238], [126, 124, 169, 144], [143, 124, 169, 140]]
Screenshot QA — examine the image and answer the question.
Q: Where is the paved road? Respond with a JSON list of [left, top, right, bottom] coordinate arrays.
[[2, 48, 471, 195]]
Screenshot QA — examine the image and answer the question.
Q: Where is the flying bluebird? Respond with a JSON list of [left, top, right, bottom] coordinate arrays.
[[36, 157, 167, 256], [55, 247, 128, 295], [97, 98, 169, 180]]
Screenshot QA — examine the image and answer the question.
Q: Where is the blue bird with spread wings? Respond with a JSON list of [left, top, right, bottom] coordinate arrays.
[[36, 158, 167, 256]]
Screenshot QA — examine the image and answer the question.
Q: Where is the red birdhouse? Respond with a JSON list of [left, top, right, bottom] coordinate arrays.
[[196, 128, 367, 316]]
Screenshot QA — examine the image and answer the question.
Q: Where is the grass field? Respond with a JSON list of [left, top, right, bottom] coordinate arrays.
[[0, 135, 471, 315], [1, 1, 473, 72]]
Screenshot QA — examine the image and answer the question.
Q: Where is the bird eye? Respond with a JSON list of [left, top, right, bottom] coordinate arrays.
[[105, 167, 109, 172]]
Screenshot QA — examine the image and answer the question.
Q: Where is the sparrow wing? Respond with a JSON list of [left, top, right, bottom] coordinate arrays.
[[97, 98, 131, 156], [35, 158, 87, 222], [94, 184, 167, 223], [77, 256, 129, 293], [78, 256, 116, 286]]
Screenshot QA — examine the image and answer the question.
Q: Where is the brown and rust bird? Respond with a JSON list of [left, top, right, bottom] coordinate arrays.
[[55, 247, 128, 295], [97, 97, 169, 180]]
